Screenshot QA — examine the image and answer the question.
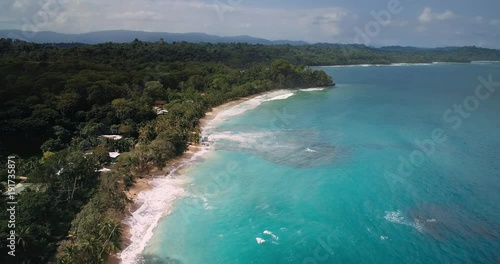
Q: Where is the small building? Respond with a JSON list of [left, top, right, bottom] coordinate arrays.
[[102, 135, 123, 140], [153, 106, 168, 115], [98, 168, 112, 173], [109, 151, 120, 162]]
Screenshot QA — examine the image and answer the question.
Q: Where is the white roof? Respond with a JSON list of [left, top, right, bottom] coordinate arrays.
[[109, 152, 120, 158], [102, 135, 123, 140]]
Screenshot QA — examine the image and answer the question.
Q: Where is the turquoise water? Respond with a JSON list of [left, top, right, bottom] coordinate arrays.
[[140, 63, 500, 263]]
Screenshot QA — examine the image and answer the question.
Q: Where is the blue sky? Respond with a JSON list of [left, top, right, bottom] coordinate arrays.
[[1, 0, 499, 48]]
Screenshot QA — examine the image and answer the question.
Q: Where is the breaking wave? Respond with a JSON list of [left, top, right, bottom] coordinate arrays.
[[384, 210, 441, 233], [205, 90, 295, 130], [299, 87, 326, 92], [206, 128, 343, 168], [119, 149, 209, 263]]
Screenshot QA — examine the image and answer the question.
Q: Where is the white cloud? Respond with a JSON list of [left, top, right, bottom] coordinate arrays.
[[490, 19, 500, 27], [297, 8, 351, 38], [17, 1, 353, 42], [418, 7, 455, 23], [1, 0, 500, 48], [12, 0, 30, 10], [418, 7, 433, 23], [436, 10, 454, 20], [108, 11, 162, 21]]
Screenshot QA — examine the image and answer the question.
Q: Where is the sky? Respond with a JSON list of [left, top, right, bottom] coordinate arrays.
[[1, 0, 499, 48]]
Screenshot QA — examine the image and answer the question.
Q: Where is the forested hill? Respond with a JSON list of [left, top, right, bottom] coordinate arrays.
[[0, 39, 333, 263], [0, 38, 334, 157], [2, 38, 500, 67], [2, 30, 500, 63], [0, 30, 310, 45]]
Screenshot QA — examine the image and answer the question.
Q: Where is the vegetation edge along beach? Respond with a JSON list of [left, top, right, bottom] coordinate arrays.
[[1, 38, 500, 263], [112, 91, 289, 264], [0, 39, 334, 264]]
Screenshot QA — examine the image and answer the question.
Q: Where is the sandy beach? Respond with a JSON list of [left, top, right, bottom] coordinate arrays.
[[109, 92, 270, 264]]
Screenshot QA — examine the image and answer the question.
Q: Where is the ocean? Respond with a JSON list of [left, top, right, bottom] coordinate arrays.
[[120, 62, 500, 264]]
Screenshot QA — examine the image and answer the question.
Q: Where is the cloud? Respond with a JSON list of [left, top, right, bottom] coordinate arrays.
[[418, 7, 455, 23], [12, 0, 30, 10], [436, 10, 454, 20], [298, 8, 352, 38], [1, 0, 499, 48], [490, 19, 500, 27], [418, 8, 433, 23], [311, 13, 347, 25], [108, 11, 162, 21]]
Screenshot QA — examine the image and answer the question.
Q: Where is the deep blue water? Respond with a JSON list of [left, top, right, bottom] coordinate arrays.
[[139, 63, 500, 264]]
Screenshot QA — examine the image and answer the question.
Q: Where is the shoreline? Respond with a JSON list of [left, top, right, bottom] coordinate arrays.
[[109, 91, 274, 264]]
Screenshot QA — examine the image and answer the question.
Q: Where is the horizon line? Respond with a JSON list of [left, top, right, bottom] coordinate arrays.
[[1, 29, 499, 50]]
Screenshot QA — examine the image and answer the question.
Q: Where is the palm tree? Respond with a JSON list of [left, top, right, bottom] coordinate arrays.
[[16, 226, 31, 252], [98, 220, 123, 260]]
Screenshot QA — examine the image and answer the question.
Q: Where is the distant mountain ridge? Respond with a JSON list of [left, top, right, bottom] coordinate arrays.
[[0, 29, 309, 45]]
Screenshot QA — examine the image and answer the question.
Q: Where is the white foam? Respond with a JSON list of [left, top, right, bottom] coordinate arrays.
[[299, 87, 326, 92], [325, 64, 374, 67], [119, 177, 187, 264], [263, 92, 295, 102], [204, 90, 295, 131], [384, 210, 424, 232], [208, 131, 272, 144], [201, 196, 215, 210], [119, 148, 213, 263], [256, 237, 266, 244], [471, 61, 500, 64], [305, 148, 318, 153], [122, 90, 304, 262], [263, 230, 279, 240], [390, 63, 432, 66], [390, 63, 410, 66], [413, 220, 424, 232], [384, 210, 406, 225], [319, 63, 438, 68], [431, 62, 463, 65], [256, 203, 270, 210]]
